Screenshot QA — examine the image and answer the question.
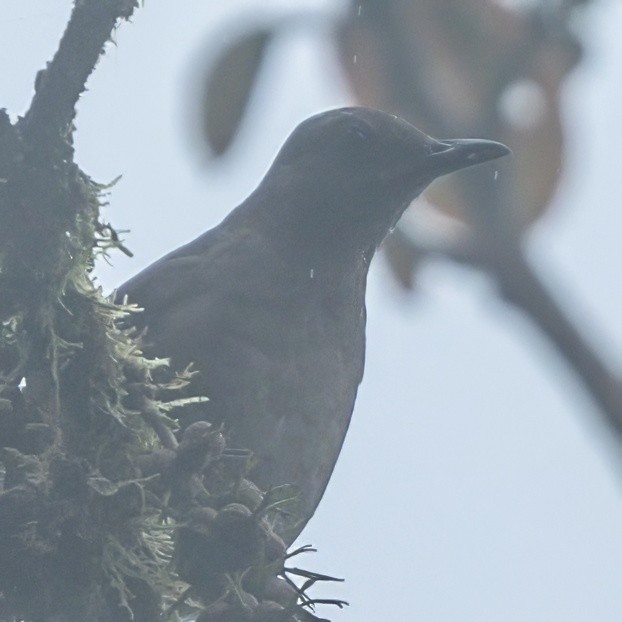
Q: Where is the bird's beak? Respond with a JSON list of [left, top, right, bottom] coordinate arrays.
[[426, 138, 511, 177]]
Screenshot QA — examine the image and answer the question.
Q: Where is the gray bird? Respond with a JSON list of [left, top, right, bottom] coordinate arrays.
[[117, 107, 509, 541]]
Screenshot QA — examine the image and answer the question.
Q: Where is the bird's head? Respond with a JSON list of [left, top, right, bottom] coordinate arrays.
[[254, 107, 510, 256]]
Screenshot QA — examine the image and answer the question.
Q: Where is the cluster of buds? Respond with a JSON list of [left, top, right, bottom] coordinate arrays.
[[136, 419, 346, 621]]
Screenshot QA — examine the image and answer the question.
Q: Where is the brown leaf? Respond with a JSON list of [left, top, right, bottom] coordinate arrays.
[[201, 27, 273, 156]]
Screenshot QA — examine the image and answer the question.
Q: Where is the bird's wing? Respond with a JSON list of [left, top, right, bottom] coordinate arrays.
[[114, 228, 225, 328]]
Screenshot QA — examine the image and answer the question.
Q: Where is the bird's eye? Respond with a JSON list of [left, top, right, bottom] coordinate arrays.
[[348, 125, 369, 141]]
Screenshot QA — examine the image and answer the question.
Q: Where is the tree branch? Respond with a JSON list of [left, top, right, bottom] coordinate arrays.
[[399, 221, 622, 437], [21, 0, 138, 145], [491, 240, 622, 433]]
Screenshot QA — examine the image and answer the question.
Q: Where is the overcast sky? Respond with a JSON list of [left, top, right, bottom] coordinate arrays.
[[2, 1, 622, 620]]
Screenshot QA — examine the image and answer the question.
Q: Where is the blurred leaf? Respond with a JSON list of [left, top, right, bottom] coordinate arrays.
[[201, 27, 273, 156], [338, 0, 584, 287], [382, 229, 424, 291]]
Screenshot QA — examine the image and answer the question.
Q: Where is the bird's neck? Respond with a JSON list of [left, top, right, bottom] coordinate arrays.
[[227, 179, 392, 269]]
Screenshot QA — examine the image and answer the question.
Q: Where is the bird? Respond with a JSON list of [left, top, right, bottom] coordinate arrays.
[[116, 107, 510, 541]]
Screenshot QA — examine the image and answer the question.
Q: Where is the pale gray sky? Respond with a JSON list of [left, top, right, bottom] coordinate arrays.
[[2, 1, 622, 620]]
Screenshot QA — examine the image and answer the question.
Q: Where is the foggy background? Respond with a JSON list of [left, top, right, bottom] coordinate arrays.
[[2, 1, 622, 620]]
